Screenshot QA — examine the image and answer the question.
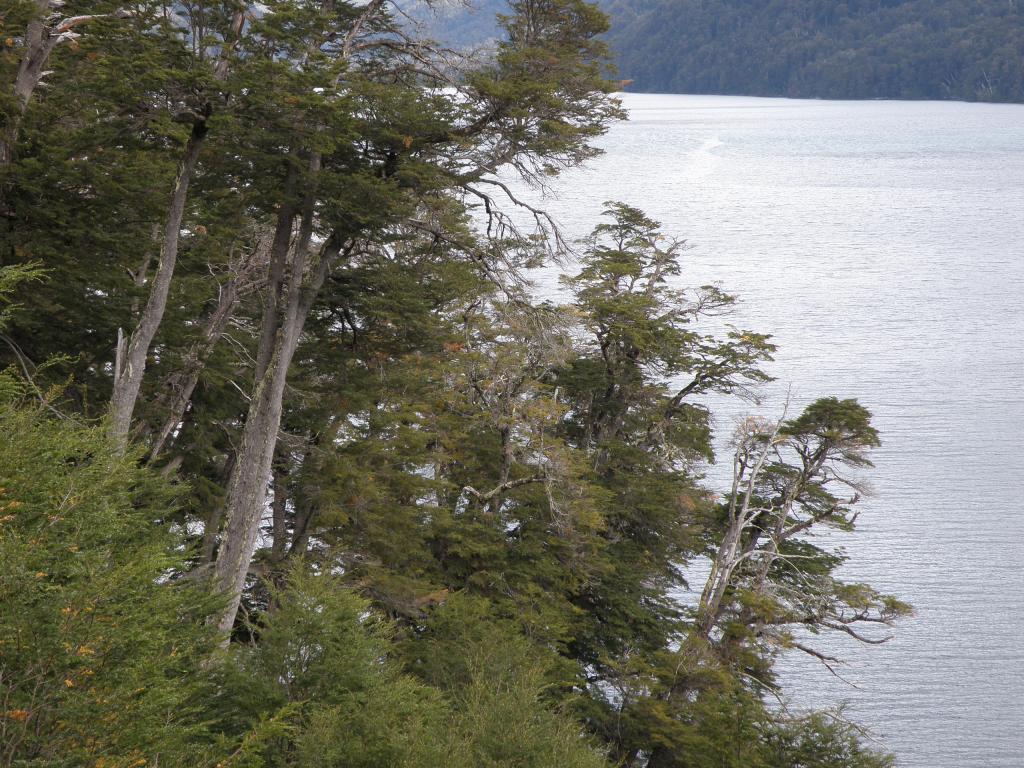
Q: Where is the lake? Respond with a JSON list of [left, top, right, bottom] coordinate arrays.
[[518, 93, 1024, 767]]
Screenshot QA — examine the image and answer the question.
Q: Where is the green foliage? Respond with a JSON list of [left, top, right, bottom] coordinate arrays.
[[406, 0, 1024, 102], [0, 411, 612, 768], [782, 397, 881, 466], [451, 640, 608, 768], [216, 569, 457, 768], [0, 0, 906, 762], [400, 594, 608, 768], [764, 712, 895, 768], [0, 262, 44, 330], [563, 202, 774, 461], [216, 572, 609, 768], [0, 404, 219, 767]]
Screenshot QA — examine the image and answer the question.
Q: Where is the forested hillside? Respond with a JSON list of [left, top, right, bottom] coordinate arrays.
[[420, 0, 1024, 101], [2, 0, 904, 765], [608, 0, 1024, 100]]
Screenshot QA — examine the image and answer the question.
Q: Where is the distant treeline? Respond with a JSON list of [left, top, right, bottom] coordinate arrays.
[[605, 0, 1024, 101]]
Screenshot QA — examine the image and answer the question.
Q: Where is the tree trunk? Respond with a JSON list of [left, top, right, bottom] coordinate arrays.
[[693, 424, 779, 640], [290, 499, 315, 557], [695, 521, 745, 638], [212, 231, 341, 634], [145, 269, 249, 461], [106, 7, 246, 446], [141, 227, 270, 460], [254, 176, 298, 381], [201, 452, 235, 563], [109, 122, 206, 446], [0, 0, 59, 168], [147, 286, 237, 460]]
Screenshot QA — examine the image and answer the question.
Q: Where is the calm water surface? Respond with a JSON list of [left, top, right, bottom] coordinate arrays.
[[519, 94, 1024, 767]]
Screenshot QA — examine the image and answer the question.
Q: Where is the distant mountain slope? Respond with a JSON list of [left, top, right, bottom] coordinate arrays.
[[415, 0, 504, 48], [420, 0, 1024, 102], [608, 0, 1024, 101]]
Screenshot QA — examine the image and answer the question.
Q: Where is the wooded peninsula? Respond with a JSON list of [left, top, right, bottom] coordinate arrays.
[[1, 1, 908, 766]]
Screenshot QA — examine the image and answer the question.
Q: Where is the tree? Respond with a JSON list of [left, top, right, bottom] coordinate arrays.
[[550, 205, 773, 753], [694, 397, 909, 667], [0, 0, 623, 633], [0, 1, 909, 760], [163, 0, 622, 634], [629, 398, 907, 767], [0, 403, 220, 767]]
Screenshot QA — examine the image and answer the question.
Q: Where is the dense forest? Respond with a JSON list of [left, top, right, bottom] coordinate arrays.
[[606, 0, 1024, 100], [1, 0, 906, 766], [418, 0, 1024, 102]]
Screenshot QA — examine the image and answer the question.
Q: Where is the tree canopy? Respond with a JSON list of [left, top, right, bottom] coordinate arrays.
[[0, 1, 905, 765]]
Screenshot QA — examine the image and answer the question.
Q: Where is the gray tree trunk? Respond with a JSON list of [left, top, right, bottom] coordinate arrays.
[[1, 0, 59, 168], [144, 230, 269, 461], [212, 226, 341, 634], [106, 8, 247, 447], [254, 170, 298, 381], [145, 272, 240, 461], [109, 123, 206, 447]]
